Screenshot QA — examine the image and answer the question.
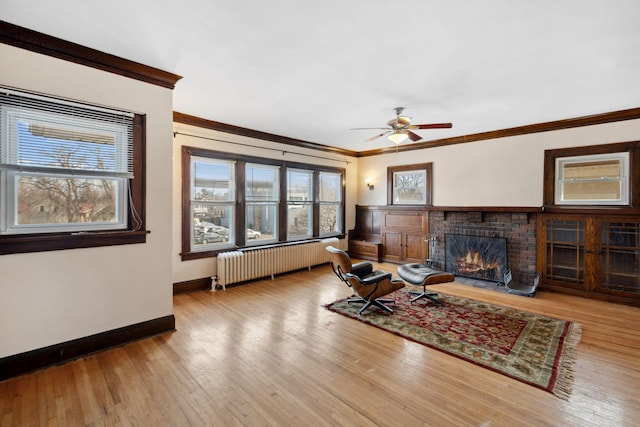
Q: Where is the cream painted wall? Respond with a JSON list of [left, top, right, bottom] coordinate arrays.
[[358, 119, 640, 207], [0, 45, 174, 358], [3, 39, 637, 359], [171, 123, 357, 284]]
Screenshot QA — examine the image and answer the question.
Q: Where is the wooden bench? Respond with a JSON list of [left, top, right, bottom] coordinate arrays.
[[348, 239, 382, 262]]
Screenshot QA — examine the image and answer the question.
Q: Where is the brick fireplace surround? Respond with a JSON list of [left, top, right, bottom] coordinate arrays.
[[428, 211, 537, 285], [349, 206, 539, 286]]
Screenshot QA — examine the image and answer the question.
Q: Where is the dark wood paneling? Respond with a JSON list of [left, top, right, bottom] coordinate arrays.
[[382, 231, 402, 262], [347, 240, 382, 262], [352, 206, 430, 264], [355, 208, 372, 235], [352, 205, 381, 239], [349, 206, 383, 260], [0, 315, 176, 381], [383, 211, 426, 230], [404, 233, 427, 263]]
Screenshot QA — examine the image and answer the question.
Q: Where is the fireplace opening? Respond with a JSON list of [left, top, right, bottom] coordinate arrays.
[[445, 234, 507, 282]]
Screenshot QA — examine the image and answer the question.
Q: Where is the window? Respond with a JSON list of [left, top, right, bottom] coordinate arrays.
[[387, 163, 433, 206], [287, 168, 313, 239], [181, 147, 345, 260], [0, 88, 146, 255], [555, 153, 629, 205], [544, 141, 639, 208], [190, 157, 235, 251], [246, 163, 279, 243], [319, 171, 342, 235]]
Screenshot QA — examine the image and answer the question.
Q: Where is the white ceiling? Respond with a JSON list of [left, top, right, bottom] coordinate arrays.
[[3, 0, 640, 152]]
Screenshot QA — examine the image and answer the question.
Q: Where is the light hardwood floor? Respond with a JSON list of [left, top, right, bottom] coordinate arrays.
[[2, 261, 640, 426]]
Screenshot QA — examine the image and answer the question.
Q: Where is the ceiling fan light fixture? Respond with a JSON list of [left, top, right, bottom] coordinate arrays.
[[396, 116, 411, 127], [353, 107, 452, 145], [388, 130, 409, 144]]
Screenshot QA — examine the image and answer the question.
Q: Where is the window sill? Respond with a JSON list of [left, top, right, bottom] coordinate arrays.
[[180, 248, 235, 261], [180, 234, 346, 261], [542, 206, 640, 215], [0, 230, 150, 255]]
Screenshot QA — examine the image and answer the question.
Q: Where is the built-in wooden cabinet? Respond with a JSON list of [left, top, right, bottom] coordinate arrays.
[[537, 214, 640, 305], [381, 210, 428, 263], [349, 206, 428, 264], [381, 231, 426, 263]]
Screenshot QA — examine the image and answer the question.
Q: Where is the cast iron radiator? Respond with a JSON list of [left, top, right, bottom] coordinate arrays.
[[215, 237, 339, 289]]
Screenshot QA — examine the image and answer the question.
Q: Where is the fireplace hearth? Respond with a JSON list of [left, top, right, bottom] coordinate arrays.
[[445, 234, 507, 282]]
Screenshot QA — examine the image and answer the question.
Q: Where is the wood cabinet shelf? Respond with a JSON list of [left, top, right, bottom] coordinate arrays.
[[538, 213, 640, 306]]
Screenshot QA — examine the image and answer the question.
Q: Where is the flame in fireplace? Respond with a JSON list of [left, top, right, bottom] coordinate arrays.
[[456, 250, 502, 275], [445, 234, 507, 282]]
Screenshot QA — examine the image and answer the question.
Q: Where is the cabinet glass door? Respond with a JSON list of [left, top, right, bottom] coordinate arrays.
[[601, 222, 640, 295], [546, 219, 586, 287]]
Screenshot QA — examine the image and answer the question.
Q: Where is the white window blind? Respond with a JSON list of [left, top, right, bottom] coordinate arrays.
[[0, 88, 135, 235], [555, 152, 629, 205], [0, 88, 134, 178]]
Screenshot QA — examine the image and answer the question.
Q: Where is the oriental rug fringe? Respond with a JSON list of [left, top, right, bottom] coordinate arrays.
[[325, 290, 582, 399]]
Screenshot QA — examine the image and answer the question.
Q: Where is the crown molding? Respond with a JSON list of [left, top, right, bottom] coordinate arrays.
[[357, 107, 640, 157], [173, 111, 359, 157], [176, 107, 640, 159], [1, 20, 182, 89]]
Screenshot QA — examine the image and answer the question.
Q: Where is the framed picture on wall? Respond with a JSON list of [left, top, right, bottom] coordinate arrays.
[[387, 163, 432, 205]]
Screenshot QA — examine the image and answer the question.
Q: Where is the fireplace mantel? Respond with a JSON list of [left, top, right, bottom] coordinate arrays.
[[355, 205, 541, 222]]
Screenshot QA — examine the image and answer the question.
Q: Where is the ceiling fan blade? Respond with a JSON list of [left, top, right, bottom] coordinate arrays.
[[365, 131, 390, 142], [412, 123, 453, 129], [407, 131, 422, 142], [350, 127, 392, 131]]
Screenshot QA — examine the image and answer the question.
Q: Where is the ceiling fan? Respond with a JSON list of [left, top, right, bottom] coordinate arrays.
[[352, 107, 452, 144]]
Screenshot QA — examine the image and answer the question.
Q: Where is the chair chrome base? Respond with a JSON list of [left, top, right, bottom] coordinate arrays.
[[347, 296, 395, 305], [348, 296, 396, 315], [408, 290, 443, 305], [358, 299, 395, 315]]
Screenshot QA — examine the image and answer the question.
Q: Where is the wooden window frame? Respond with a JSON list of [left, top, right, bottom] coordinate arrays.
[[181, 146, 346, 261], [0, 114, 147, 255], [543, 141, 640, 210], [387, 163, 433, 206]]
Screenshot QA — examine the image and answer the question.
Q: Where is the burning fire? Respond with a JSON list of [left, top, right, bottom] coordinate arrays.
[[456, 250, 501, 275]]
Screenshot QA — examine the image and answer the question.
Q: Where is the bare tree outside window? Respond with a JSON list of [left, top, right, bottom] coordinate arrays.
[[17, 143, 118, 224], [18, 175, 117, 224], [319, 171, 341, 235]]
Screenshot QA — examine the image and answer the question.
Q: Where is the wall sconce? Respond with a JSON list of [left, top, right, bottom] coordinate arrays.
[[365, 179, 374, 190]]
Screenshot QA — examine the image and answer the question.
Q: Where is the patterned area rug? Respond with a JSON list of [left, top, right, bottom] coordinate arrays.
[[325, 290, 582, 399]]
